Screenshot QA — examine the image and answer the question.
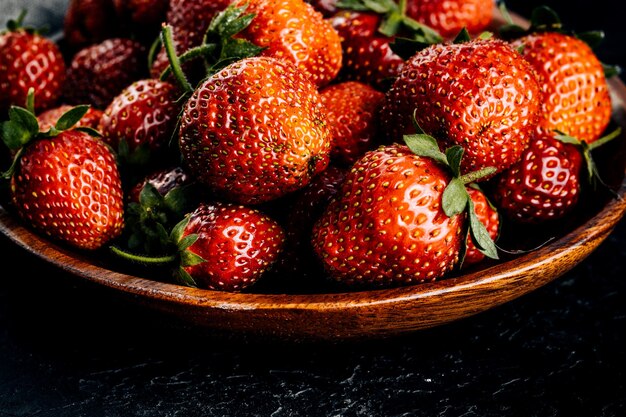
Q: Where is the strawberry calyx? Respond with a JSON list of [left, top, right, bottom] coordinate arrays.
[[1, 91, 99, 180], [124, 181, 199, 255], [339, 0, 443, 60], [159, 4, 265, 87], [403, 121, 499, 261], [554, 127, 623, 193], [110, 213, 205, 288], [2, 9, 42, 36], [496, 2, 621, 78]]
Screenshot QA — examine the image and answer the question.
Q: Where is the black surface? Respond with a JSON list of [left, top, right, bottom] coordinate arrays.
[[1, 1, 626, 416]]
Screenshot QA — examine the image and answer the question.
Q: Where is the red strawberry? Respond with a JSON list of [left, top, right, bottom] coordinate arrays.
[[493, 135, 583, 223], [64, 38, 147, 109], [406, 0, 494, 39], [112, 202, 286, 291], [511, 32, 612, 143], [311, 136, 498, 287], [2, 106, 125, 250], [273, 165, 347, 282], [178, 203, 285, 291], [178, 56, 331, 205], [0, 15, 66, 114], [63, 0, 120, 51], [381, 37, 542, 176], [113, 0, 169, 37], [98, 79, 182, 164], [464, 186, 499, 266], [329, 10, 405, 91], [37, 105, 103, 132], [320, 81, 385, 165], [237, 0, 342, 87]]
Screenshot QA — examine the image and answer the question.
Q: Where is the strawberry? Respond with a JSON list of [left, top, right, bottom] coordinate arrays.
[[493, 135, 583, 224], [273, 165, 347, 283], [311, 134, 498, 287], [112, 0, 169, 38], [0, 13, 66, 115], [306, 0, 339, 16], [320, 81, 385, 166], [98, 79, 182, 169], [511, 32, 612, 143], [37, 105, 103, 132], [329, 10, 405, 90], [236, 0, 342, 87], [406, 0, 494, 39], [64, 38, 147, 109], [178, 56, 331, 205], [464, 186, 499, 266], [328, 1, 443, 90], [1, 105, 124, 250], [381, 36, 542, 177], [112, 202, 286, 292], [63, 0, 120, 51]]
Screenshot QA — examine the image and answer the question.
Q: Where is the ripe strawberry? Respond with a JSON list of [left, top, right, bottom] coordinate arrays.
[[493, 135, 583, 223], [178, 203, 285, 291], [406, 0, 494, 38], [320, 81, 385, 165], [64, 38, 147, 109], [464, 186, 499, 266], [178, 57, 331, 205], [381, 37, 542, 176], [311, 137, 498, 287], [63, 0, 120, 51], [237, 0, 342, 87], [2, 105, 124, 250], [273, 165, 347, 282], [37, 105, 103, 132], [511, 32, 612, 143], [113, 0, 169, 37], [0, 14, 66, 114], [329, 10, 405, 90], [98, 79, 182, 167], [112, 202, 286, 292]]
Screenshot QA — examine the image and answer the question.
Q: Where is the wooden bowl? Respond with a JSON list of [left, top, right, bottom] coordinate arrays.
[[2, 12, 626, 341]]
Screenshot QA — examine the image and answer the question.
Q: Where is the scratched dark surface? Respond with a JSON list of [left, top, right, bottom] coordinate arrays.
[[1, 0, 625, 416]]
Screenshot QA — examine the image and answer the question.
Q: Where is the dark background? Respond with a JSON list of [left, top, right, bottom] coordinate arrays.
[[1, 1, 625, 416]]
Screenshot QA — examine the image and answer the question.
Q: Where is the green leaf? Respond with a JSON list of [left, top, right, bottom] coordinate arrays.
[[576, 31, 605, 49], [498, 23, 527, 40], [529, 5, 562, 31], [445, 146, 464, 177], [180, 249, 206, 269], [496, 0, 514, 25], [442, 178, 469, 217], [389, 36, 432, 61], [453, 28, 471, 44], [603, 63, 621, 79], [403, 134, 448, 166], [74, 126, 103, 138], [171, 215, 191, 243], [9, 106, 39, 137], [379, 11, 403, 37], [25, 88, 35, 114], [164, 185, 194, 218], [175, 267, 198, 288], [467, 198, 499, 260], [55, 105, 90, 131], [1, 120, 30, 150], [178, 233, 199, 251], [139, 183, 164, 208]]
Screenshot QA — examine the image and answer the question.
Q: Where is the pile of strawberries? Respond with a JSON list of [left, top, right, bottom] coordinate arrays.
[[0, 0, 621, 293]]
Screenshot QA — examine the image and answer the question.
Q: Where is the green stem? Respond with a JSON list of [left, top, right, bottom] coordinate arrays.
[[160, 44, 217, 82], [588, 127, 622, 150], [460, 167, 497, 184], [160, 24, 193, 94], [110, 246, 177, 265], [399, 0, 407, 15]]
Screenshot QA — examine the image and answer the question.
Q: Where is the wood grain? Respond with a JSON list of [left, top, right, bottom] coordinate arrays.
[[1, 11, 626, 341]]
